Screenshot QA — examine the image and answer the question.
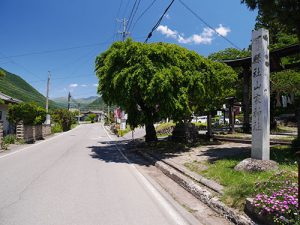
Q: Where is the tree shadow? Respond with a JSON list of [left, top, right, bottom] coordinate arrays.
[[87, 139, 153, 167]]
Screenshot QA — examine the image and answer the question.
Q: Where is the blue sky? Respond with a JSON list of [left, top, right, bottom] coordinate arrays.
[[0, 0, 257, 99]]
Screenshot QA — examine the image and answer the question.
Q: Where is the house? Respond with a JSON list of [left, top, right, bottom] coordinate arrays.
[[80, 110, 105, 122], [0, 92, 22, 135]]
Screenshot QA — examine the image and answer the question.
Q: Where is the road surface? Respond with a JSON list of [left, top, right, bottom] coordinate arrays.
[[0, 123, 196, 225]]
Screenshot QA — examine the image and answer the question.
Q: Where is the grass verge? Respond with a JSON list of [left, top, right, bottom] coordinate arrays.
[[184, 145, 297, 210]]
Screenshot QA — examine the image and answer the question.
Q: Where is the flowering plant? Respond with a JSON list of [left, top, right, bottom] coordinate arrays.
[[252, 171, 299, 224]]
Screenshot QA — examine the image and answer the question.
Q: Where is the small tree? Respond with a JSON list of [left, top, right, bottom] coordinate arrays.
[[8, 102, 46, 125], [86, 114, 97, 123], [52, 109, 75, 131]]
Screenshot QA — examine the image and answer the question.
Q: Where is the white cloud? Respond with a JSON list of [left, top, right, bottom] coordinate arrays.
[[93, 83, 98, 87], [81, 84, 87, 87], [156, 24, 231, 45], [69, 83, 78, 88], [215, 24, 231, 37], [156, 25, 178, 39], [165, 14, 171, 19]]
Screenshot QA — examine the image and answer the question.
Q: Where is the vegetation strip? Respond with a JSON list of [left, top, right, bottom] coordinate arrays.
[[137, 150, 255, 225]]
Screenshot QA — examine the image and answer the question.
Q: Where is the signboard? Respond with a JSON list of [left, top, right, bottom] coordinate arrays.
[[251, 28, 270, 160]]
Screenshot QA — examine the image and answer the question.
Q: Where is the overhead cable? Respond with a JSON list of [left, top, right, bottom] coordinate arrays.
[[144, 0, 175, 43], [178, 0, 241, 50]]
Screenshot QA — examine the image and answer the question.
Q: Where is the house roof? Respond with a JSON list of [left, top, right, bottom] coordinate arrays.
[[0, 92, 22, 104]]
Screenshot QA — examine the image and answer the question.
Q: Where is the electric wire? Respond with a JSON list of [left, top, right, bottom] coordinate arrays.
[[178, 0, 241, 50], [0, 39, 113, 60], [130, 0, 158, 33], [127, 0, 142, 33], [144, 0, 175, 43]]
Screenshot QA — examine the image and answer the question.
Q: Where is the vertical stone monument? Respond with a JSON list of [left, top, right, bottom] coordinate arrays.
[[235, 29, 278, 172], [251, 28, 270, 160]]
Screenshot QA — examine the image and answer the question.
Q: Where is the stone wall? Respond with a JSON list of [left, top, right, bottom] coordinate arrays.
[[42, 125, 51, 137], [16, 122, 52, 143], [0, 121, 3, 149]]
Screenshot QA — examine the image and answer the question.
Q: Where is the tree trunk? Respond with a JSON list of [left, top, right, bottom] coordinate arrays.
[[242, 68, 251, 133], [270, 92, 277, 131], [206, 112, 212, 138], [145, 123, 157, 142]]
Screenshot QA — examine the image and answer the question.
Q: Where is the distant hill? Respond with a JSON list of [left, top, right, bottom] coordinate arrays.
[[52, 96, 99, 109], [85, 97, 106, 110], [0, 67, 59, 109]]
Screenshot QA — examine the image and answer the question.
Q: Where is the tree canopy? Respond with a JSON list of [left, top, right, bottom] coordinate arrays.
[[95, 39, 237, 141], [8, 102, 46, 125], [241, 0, 300, 39]]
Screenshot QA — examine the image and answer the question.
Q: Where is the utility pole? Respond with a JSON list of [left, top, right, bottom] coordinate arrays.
[[77, 103, 80, 123], [46, 71, 51, 113], [67, 92, 71, 111], [45, 71, 51, 125], [117, 18, 130, 41]]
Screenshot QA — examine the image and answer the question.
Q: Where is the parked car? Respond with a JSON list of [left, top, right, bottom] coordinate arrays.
[[191, 116, 207, 123]]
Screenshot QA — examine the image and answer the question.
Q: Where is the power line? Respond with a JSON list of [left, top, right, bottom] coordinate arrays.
[[144, 0, 175, 43], [0, 51, 44, 80], [131, 0, 158, 33], [127, 0, 142, 33], [0, 39, 113, 60], [177, 0, 241, 50], [113, 0, 125, 41]]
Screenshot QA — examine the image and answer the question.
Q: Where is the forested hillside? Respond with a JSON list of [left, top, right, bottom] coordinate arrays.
[[0, 67, 58, 108]]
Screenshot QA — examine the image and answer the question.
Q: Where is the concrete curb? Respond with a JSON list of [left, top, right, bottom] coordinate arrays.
[[147, 152, 224, 194], [137, 150, 258, 225], [214, 136, 292, 145]]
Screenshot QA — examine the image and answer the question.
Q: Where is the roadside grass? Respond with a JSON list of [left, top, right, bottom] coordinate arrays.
[[216, 132, 295, 141], [117, 126, 131, 137], [184, 145, 297, 210]]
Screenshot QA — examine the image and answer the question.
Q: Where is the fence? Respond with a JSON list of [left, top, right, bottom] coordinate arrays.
[[16, 122, 51, 143]]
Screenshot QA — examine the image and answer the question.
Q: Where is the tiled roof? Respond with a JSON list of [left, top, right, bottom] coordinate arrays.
[[0, 92, 22, 104]]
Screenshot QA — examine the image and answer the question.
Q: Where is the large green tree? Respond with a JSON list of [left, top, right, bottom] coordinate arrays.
[[241, 0, 300, 39], [95, 39, 236, 142]]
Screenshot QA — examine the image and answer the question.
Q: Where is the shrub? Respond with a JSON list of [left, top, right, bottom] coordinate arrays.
[[52, 109, 76, 132], [8, 102, 46, 125], [252, 171, 299, 224], [51, 123, 63, 133], [2, 134, 16, 145]]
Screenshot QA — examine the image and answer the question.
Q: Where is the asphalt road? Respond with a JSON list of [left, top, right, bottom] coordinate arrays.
[[0, 123, 194, 225]]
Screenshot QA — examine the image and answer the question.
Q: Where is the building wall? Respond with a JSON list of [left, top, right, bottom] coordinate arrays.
[[0, 104, 9, 134]]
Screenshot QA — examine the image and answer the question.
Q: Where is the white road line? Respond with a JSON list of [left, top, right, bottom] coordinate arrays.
[[101, 124, 189, 225], [0, 125, 81, 160]]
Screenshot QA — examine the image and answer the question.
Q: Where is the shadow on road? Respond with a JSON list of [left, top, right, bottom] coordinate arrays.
[[87, 139, 153, 167]]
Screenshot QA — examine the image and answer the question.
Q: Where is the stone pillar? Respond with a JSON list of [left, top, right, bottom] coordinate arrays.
[[0, 121, 3, 148], [16, 121, 24, 140], [251, 28, 270, 160]]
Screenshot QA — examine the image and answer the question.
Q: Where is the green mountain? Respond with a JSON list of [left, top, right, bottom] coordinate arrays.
[[85, 97, 106, 110], [52, 96, 99, 109], [0, 67, 59, 108]]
